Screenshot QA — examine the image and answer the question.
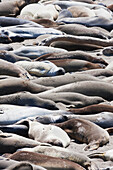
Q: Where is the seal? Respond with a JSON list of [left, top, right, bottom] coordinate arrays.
[[13, 46, 67, 59], [57, 16, 113, 31], [7, 26, 63, 39], [67, 6, 95, 18], [54, 118, 110, 150], [0, 59, 32, 79], [38, 34, 113, 49], [0, 130, 48, 154], [0, 77, 52, 96], [38, 92, 105, 108], [88, 149, 113, 161], [20, 3, 61, 20], [33, 72, 102, 87], [17, 119, 70, 147], [36, 51, 108, 66], [9, 151, 85, 170], [0, 156, 46, 170], [0, 91, 58, 110], [49, 59, 104, 72], [15, 60, 65, 77], [35, 112, 113, 128], [57, 24, 110, 39], [19, 145, 96, 170], [38, 80, 113, 101], [0, 104, 69, 125], [68, 104, 113, 115], [0, 50, 31, 63]]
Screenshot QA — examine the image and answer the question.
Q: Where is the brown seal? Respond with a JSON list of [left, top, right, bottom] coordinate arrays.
[[54, 118, 110, 150], [9, 151, 85, 170], [68, 104, 113, 115]]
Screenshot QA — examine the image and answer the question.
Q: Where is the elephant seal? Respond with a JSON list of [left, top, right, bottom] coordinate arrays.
[[15, 60, 65, 77], [33, 72, 102, 87], [0, 50, 31, 63], [0, 104, 69, 125], [0, 16, 41, 27], [57, 16, 113, 31], [38, 92, 105, 108], [0, 124, 28, 137], [0, 77, 52, 96], [9, 151, 85, 170], [0, 59, 32, 79], [0, 29, 24, 43], [0, 130, 48, 154], [38, 80, 113, 101], [50, 59, 104, 72], [19, 145, 96, 170], [68, 104, 113, 115], [88, 149, 113, 161], [54, 118, 110, 150], [39, 34, 113, 49], [0, 156, 46, 170], [0, 91, 58, 110], [36, 51, 108, 66], [67, 6, 95, 18], [17, 119, 70, 147], [20, 3, 61, 20], [57, 24, 110, 39], [13, 46, 67, 59], [8, 26, 63, 39], [79, 69, 113, 77], [34, 112, 113, 128]]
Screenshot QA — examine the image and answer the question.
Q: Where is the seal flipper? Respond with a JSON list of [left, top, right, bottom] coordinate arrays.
[[88, 152, 104, 159], [84, 142, 100, 151]]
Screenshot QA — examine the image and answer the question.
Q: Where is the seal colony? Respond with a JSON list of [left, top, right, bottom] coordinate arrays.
[[0, 0, 113, 169]]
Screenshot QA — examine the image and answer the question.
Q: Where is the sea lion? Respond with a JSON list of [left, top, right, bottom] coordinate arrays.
[[88, 149, 113, 161], [19, 145, 95, 170], [0, 91, 58, 110], [54, 118, 110, 150], [0, 130, 48, 154], [15, 60, 65, 77], [0, 104, 69, 125], [9, 151, 85, 170], [37, 80, 113, 101], [68, 104, 113, 115], [13, 46, 67, 59], [17, 119, 70, 147]]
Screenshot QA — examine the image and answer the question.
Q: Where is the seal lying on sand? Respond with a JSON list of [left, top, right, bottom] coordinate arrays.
[[54, 118, 110, 150]]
